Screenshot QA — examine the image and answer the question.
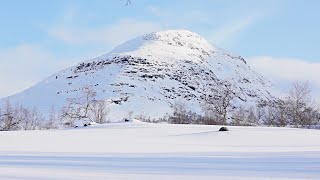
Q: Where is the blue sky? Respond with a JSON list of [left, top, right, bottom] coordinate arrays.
[[0, 0, 320, 97]]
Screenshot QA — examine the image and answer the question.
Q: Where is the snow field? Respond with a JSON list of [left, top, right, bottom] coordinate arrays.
[[0, 121, 319, 179]]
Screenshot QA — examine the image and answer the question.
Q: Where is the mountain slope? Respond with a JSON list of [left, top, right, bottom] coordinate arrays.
[[1, 30, 274, 121]]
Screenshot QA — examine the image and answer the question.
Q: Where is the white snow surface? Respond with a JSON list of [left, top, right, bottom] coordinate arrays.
[[0, 30, 274, 121], [0, 121, 319, 179]]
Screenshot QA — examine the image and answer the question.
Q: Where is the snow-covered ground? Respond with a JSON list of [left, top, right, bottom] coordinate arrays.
[[1, 121, 320, 180]]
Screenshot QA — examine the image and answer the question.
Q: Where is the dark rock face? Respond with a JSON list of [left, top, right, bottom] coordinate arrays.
[[219, 127, 229, 131]]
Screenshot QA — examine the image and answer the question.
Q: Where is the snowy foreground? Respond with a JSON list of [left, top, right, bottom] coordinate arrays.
[[0, 121, 320, 180]]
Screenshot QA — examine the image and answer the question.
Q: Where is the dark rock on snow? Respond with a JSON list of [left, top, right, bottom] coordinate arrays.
[[219, 127, 229, 131]]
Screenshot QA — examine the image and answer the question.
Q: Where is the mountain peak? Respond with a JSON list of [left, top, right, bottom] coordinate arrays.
[[108, 29, 215, 64], [143, 29, 204, 41]]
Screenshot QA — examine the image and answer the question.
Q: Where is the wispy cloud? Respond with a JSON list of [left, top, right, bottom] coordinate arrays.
[[209, 13, 263, 47], [247, 56, 320, 96], [47, 18, 163, 47]]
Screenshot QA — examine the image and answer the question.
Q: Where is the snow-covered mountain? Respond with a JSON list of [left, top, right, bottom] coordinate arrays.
[[1, 30, 274, 121]]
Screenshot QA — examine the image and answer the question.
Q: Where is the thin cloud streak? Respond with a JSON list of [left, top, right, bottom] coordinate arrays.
[[47, 18, 163, 47], [209, 13, 263, 47]]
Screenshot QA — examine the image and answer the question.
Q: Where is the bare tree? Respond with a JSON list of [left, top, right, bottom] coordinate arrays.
[[230, 106, 248, 126], [169, 100, 189, 124], [258, 81, 320, 128], [262, 106, 274, 126], [90, 100, 110, 124], [29, 108, 43, 130], [19, 105, 32, 130], [203, 81, 235, 125], [254, 102, 267, 125], [246, 106, 262, 126], [61, 87, 97, 123], [200, 110, 219, 125], [0, 99, 20, 131], [286, 81, 313, 127], [61, 87, 110, 125], [44, 105, 58, 129], [18, 106, 43, 130]]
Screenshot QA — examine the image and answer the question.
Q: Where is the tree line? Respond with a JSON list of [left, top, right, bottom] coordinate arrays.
[[1, 81, 319, 131], [164, 81, 320, 128], [0, 87, 110, 131]]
